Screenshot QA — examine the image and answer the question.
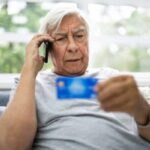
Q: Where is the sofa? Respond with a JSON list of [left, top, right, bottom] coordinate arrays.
[[0, 90, 10, 115]]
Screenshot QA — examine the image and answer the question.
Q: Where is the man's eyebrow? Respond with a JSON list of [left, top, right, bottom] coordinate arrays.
[[73, 27, 87, 33], [54, 27, 87, 36], [74, 28, 86, 33], [54, 32, 67, 36]]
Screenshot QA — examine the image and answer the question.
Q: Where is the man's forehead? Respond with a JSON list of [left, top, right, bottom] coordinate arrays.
[[53, 25, 87, 35]]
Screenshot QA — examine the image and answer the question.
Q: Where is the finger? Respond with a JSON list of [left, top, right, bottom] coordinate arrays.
[[98, 75, 133, 91], [36, 35, 54, 47], [104, 100, 133, 115], [38, 55, 44, 61], [32, 34, 54, 41], [41, 56, 46, 62], [100, 92, 129, 112], [31, 34, 54, 48], [98, 80, 130, 103]]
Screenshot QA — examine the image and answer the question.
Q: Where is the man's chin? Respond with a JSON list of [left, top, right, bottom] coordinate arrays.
[[54, 67, 86, 76], [65, 65, 88, 76]]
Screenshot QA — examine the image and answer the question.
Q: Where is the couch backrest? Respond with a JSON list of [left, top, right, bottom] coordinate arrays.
[[0, 90, 10, 106]]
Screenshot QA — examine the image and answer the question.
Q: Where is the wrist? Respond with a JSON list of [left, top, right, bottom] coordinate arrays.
[[21, 64, 38, 78], [136, 110, 150, 128]]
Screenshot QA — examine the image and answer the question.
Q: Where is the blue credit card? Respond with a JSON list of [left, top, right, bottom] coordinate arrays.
[[56, 77, 98, 99]]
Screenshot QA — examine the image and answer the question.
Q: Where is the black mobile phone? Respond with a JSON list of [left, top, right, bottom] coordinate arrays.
[[44, 41, 52, 63]]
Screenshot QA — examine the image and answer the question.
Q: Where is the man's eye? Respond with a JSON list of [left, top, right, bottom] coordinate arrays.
[[75, 34, 85, 39], [55, 38, 65, 41]]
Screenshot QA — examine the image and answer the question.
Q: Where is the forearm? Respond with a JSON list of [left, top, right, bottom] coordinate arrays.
[[0, 67, 37, 150]]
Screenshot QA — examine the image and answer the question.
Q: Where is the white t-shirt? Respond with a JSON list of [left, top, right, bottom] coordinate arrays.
[[11, 68, 150, 150]]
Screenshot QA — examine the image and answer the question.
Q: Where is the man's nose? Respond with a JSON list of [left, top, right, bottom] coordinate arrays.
[[67, 36, 78, 53]]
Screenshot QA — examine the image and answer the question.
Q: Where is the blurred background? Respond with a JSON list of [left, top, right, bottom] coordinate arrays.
[[0, 0, 150, 73]]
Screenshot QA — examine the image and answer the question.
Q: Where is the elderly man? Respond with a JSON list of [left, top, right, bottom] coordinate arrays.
[[0, 5, 150, 150]]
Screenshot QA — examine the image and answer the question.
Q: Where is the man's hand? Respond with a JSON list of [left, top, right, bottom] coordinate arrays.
[[97, 75, 150, 125], [24, 34, 53, 76]]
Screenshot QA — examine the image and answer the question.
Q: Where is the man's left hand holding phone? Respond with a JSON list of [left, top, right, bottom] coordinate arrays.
[[25, 34, 54, 76]]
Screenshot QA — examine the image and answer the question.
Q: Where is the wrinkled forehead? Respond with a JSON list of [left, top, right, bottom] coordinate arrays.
[[50, 14, 88, 36], [54, 26, 87, 37]]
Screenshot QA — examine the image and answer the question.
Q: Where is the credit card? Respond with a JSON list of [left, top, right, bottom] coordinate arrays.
[[56, 77, 98, 99]]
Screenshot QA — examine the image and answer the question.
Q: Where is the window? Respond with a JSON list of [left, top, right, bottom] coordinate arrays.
[[88, 4, 150, 72], [0, 0, 150, 73]]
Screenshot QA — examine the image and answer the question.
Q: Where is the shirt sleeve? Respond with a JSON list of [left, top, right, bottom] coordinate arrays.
[[8, 77, 20, 105]]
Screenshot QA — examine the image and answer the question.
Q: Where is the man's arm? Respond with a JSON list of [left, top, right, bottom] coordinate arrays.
[[0, 67, 37, 150], [97, 75, 150, 142], [0, 34, 53, 150]]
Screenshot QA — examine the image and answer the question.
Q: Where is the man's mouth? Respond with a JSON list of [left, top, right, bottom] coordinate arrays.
[[65, 58, 81, 62]]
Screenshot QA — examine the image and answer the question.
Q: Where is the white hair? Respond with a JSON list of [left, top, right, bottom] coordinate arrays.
[[39, 4, 89, 34]]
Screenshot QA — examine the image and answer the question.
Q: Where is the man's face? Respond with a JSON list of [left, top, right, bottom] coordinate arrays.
[[50, 14, 89, 76]]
